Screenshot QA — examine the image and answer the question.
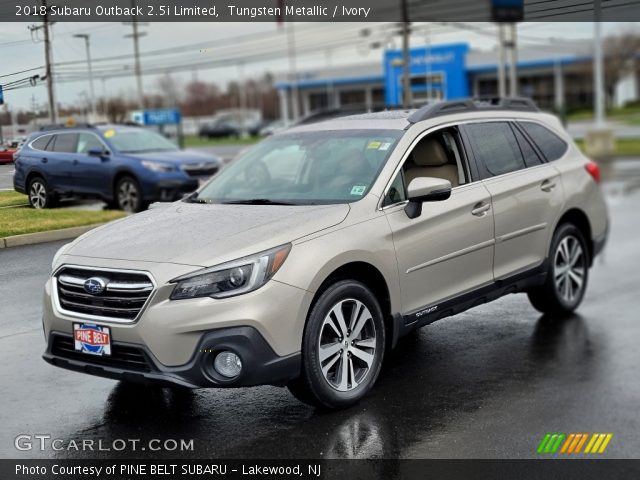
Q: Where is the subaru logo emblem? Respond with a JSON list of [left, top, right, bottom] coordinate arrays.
[[83, 277, 107, 295]]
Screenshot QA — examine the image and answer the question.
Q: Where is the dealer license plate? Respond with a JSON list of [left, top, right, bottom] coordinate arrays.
[[73, 323, 111, 356]]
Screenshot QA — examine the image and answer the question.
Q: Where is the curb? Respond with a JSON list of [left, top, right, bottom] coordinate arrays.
[[0, 223, 105, 249]]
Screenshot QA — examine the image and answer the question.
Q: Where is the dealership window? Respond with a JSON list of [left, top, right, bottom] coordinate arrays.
[[519, 121, 568, 161], [465, 122, 525, 177], [339, 90, 366, 106]]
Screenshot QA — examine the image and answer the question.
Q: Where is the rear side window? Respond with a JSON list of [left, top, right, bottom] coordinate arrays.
[[51, 133, 79, 153], [519, 122, 568, 161], [31, 135, 52, 151], [465, 122, 525, 177], [512, 125, 543, 167]]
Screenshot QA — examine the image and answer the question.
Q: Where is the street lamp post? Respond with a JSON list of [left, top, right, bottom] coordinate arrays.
[[73, 34, 97, 123]]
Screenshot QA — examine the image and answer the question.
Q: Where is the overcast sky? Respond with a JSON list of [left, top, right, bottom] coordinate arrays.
[[0, 22, 634, 112]]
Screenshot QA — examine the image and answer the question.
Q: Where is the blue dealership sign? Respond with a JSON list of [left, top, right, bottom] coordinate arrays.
[[384, 43, 469, 105], [131, 108, 182, 125]]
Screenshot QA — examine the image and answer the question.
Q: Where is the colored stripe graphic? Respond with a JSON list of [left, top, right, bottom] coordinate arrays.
[[537, 433, 565, 454], [539, 433, 613, 454], [585, 433, 613, 454]]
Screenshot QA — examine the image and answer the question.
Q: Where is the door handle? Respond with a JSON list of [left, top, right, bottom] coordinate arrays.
[[471, 202, 491, 217], [540, 179, 557, 192], [72, 159, 79, 165], [41, 157, 48, 163]]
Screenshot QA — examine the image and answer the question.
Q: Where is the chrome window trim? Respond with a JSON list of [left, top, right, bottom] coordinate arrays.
[[51, 264, 157, 324]]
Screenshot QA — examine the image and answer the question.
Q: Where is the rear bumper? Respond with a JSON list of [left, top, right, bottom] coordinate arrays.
[[43, 326, 300, 388]]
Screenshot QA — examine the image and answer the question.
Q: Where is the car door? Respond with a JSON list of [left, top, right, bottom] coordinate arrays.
[[74, 132, 110, 195], [463, 121, 564, 280], [383, 127, 495, 319]]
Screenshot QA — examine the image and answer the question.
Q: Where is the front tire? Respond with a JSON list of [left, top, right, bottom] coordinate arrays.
[[528, 223, 589, 316], [115, 176, 144, 212], [288, 280, 385, 409]]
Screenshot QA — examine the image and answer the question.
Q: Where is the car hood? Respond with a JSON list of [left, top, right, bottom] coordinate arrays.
[[66, 202, 350, 267], [126, 149, 221, 166]]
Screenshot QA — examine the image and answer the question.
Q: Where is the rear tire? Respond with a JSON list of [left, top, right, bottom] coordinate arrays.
[[115, 176, 145, 213], [287, 280, 386, 409], [28, 176, 56, 209], [528, 223, 589, 316]]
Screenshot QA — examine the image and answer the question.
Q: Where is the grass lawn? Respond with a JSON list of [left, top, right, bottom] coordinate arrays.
[[0, 191, 29, 208], [574, 137, 640, 157], [183, 135, 262, 147], [0, 207, 125, 238], [567, 105, 640, 125]]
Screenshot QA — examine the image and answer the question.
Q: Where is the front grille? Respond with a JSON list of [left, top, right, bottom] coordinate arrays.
[[182, 163, 219, 178], [51, 335, 154, 372], [54, 266, 154, 322]]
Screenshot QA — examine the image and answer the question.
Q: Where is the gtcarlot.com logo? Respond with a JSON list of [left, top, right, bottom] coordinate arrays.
[[537, 433, 613, 454]]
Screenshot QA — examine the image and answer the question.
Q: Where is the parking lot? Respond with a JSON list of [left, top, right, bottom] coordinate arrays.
[[1, 160, 639, 460]]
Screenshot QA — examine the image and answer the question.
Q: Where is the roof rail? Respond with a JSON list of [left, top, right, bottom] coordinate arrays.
[[39, 123, 95, 131], [407, 97, 538, 123]]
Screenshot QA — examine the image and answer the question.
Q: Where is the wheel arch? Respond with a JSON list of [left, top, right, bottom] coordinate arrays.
[[308, 261, 397, 349], [553, 208, 593, 265], [111, 169, 139, 200]]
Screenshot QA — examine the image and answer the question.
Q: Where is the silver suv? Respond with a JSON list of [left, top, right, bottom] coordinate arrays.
[[43, 98, 608, 409]]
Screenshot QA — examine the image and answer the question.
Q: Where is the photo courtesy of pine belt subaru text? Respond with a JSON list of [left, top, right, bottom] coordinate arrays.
[[13, 124, 222, 212], [42, 98, 609, 409]]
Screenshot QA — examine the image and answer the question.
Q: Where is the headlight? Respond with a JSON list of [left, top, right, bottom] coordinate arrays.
[[52, 242, 71, 269], [141, 160, 175, 172], [169, 244, 291, 300]]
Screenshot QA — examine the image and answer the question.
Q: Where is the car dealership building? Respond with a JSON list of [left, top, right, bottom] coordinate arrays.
[[275, 40, 639, 121]]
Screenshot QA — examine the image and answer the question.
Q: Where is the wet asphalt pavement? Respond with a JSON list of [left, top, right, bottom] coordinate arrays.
[[1, 185, 640, 461]]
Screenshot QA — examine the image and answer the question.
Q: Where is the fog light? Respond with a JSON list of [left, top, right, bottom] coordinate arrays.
[[214, 351, 242, 378]]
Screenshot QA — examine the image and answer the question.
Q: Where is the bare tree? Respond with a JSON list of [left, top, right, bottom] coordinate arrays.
[[604, 32, 640, 106]]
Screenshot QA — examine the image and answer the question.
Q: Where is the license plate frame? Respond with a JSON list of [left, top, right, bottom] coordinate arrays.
[[73, 323, 112, 356]]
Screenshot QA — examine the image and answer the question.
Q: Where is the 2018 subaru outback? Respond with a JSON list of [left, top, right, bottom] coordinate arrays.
[[14, 124, 222, 212], [42, 98, 608, 409]]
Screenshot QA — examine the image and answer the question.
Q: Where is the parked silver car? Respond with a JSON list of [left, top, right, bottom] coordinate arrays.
[[43, 98, 608, 409]]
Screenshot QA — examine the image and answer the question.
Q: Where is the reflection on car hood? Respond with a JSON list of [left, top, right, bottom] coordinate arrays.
[[126, 150, 221, 166], [67, 202, 350, 266]]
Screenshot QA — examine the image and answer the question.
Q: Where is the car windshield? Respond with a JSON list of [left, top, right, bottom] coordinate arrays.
[[105, 128, 178, 154], [192, 129, 402, 205]]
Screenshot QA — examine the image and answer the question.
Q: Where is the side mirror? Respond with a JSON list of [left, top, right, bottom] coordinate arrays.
[[87, 147, 108, 158], [404, 177, 452, 219]]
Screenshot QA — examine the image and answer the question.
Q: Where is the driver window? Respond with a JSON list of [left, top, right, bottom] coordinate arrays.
[[76, 133, 105, 154], [383, 127, 467, 206]]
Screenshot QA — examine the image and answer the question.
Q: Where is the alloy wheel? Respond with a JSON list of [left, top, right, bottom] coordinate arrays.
[[318, 299, 377, 392], [554, 235, 586, 304], [118, 180, 139, 212], [29, 181, 47, 209]]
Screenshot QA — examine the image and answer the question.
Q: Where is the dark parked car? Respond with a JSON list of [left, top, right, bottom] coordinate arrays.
[[198, 121, 240, 139], [13, 125, 222, 212]]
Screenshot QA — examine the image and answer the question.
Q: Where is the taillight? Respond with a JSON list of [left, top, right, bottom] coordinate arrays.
[[585, 160, 601, 184]]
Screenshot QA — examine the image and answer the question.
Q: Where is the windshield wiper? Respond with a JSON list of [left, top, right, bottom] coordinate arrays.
[[222, 199, 297, 206]]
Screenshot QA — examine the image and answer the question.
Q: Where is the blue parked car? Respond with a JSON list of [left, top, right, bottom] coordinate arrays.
[[13, 124, 222, 212]]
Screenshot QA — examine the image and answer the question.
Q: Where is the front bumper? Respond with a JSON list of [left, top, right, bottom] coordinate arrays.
[[43, 326, 300, 388]]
